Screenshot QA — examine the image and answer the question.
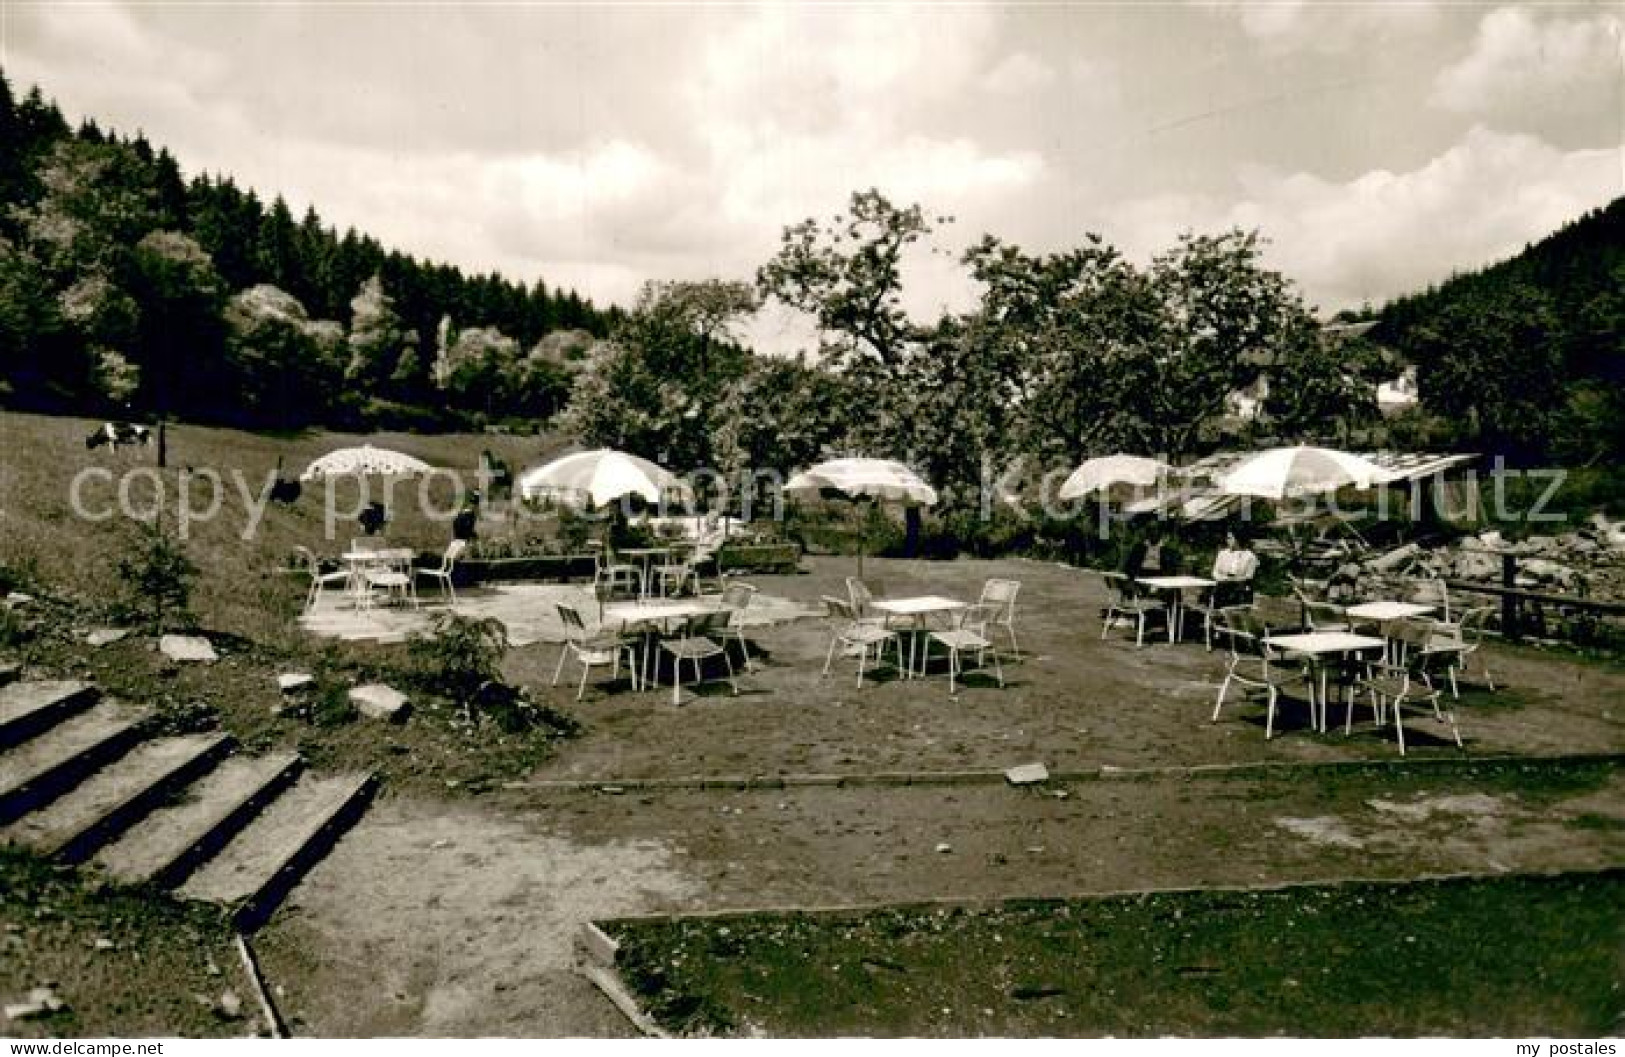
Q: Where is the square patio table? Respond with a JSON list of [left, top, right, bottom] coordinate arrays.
[[1344, 601, 1436, 662], [1136, 575, 1217, 643], [872, 596, 967, 677], [1344, 601, 1435, 622], [603, 599, 713, 688], [1268, 631, 1388, 732]]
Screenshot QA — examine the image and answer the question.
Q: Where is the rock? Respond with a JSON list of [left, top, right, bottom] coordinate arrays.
[[1452, 551, 1500, 581], [1005, 762, 1049, 785], [935, 842, 953, 854], [276, 673, 315, 693], [1472, 530, 1507, 550], [1522, 535, 1560, 555], [86, 629, 131, 647], [349, 683, 410, 722], [5, 986, 65, 1021], [3, 592, 35, 607], [1520, 558, 1577, 589], [1366, 543, 1420, 573], [93, 937, 115, 951], [159, 635, 218, 663], [216, 989, 244, 1020]]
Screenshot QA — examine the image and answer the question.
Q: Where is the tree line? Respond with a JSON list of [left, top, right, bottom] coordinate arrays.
[[1374, 196, 1624, 466], [0, 70, 616, 432], [3, 65, 1615, 516]]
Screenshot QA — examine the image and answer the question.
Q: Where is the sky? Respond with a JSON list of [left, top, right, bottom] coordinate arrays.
[[0, 1, 1620, 353]]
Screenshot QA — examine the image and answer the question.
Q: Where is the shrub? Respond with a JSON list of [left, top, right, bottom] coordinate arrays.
[[113, 518, 198, 632], [410, 612, 510, 704]]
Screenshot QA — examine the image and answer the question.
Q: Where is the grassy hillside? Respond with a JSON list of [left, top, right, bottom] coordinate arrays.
[[0, 411, 564, 641]]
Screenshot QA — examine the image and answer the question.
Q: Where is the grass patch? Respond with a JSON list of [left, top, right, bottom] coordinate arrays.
[[0, 847, 249, 1038], [606, 871, 1625, 1037]]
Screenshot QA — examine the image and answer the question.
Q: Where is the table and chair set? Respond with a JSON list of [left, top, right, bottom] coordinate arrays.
[[1100, 566, 1496, 754], [824, 577, 1022, 695], [297, 539, 467, 612], [551, 581, 760, 704]]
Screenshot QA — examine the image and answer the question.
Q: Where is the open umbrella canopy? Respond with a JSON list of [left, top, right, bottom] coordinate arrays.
[[300, 444, 434, 481], [1058, 455, 1172, 501], [516, 448, 690, 507], [1219, 445, 1384, 501], [785, 458, 938, 506]]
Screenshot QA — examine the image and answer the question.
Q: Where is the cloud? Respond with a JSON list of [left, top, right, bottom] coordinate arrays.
[[983, 52, 1057, 95], [1432, 6, 1621, 140], [1198, 0, 1443, 51], [1107, 126, 1621, 312]]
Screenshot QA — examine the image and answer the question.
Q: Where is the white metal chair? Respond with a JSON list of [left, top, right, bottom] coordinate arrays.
[[295, 546, 351, 612], [415, 539, 467, 605], [1100, 571, 1167, 647], [821, 596, 903, 687], [1350, 623, 1462, 756], [594, 546, 646, 600], [1212, 607, 1308, 740], [712, 581, 758, 672], [978, 578, 1021, 656], [925, 602, 1005, 696], [363, 549, 417, 609], [660, 609, 739, 705], [552, 603, 640, 701]]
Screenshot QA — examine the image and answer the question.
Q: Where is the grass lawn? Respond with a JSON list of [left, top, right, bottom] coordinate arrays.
[[0, 848, 253, 1038], [606, 870, 1625, 1037]]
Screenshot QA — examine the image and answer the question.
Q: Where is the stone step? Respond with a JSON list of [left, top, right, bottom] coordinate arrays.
[[0, 680, 100, 750], [94, 752, 304, 888], [1, 733, 233, 863], [179, 771, 378, 929], [0, 700, 150, 825]]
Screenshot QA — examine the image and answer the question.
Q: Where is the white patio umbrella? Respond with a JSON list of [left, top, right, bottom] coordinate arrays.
[[1058, 455, 1172, 501], [300, 444, 434, 481], [1219, 445, 1385, 501], [516, 448, 691, 508], [786, 458, 937, 575]]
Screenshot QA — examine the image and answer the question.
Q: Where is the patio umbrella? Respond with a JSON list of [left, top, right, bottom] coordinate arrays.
[[300, 444, 434, 481], [785, 458, 937, 575], [1219, 445, 1384, 501], [1057, 455, 1172, 501], [516, 448, 691, 508]]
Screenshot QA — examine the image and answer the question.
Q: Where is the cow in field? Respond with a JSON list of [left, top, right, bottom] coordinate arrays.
[[85, 421, 152, 453]]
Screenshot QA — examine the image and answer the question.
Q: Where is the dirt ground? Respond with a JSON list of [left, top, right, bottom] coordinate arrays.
[[252, 557, 1625, 1037]]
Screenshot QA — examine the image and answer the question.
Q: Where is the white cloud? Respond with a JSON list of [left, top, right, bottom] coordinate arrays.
[[983, 52, 1057, 95], [1199, 0, 1443, 51], [1432, 7, 1622, 121], [1107, 127, 1621, 312]]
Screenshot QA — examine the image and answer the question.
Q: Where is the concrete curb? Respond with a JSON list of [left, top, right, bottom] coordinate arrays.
[[592, 863, 1625, 930], [504, 751, 1625, 795], [575, 922, 668, 1039]]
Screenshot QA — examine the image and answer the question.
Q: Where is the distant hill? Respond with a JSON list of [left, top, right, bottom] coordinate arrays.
[[1371, 196, 1623, 462], [0, 68, 619, 433]]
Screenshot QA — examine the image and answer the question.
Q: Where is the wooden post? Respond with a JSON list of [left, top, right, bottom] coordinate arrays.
[[1501, 553, 1519, 641]]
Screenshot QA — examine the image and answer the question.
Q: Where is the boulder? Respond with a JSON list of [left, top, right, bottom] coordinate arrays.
[[85, 629, 130, 647], [276, 673, 315, 693], [1366, 543, 1420, 573], [5, 986, 65, 1021], [1452, 551, 1500, 581], [349, 683, 410, 722], [1005, 762, 1049, 786], [1519, 558, 1578, 590], [159, 635, 217, 663]]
